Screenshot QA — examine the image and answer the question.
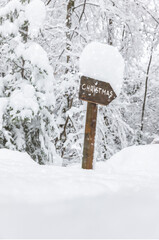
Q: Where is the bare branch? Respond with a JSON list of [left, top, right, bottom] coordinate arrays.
[[79, 0, 87, 23], [134, 0, 159, 25], [73, 2, 99, 10]]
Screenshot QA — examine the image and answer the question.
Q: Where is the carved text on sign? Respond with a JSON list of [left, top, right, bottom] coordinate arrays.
[[81, 83, 113, 98]]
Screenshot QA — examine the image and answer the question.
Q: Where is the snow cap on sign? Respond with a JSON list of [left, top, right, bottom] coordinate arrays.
[[79, 42, 125, 96]]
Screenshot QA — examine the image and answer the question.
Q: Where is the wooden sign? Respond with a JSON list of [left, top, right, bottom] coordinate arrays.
[[79, 76, 116, 106], [79, 75, 117, 170]]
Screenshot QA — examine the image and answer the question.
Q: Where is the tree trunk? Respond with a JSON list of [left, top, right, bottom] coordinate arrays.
[[139, 26, 157, 142], [66, 0, 74, 66], [139, 45, 153, 141]]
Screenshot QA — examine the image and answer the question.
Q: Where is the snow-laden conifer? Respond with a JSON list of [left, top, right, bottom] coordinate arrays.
[[0, 0, 59, 164]]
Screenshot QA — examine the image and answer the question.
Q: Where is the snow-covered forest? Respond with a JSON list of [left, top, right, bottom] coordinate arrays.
[[1, 0, 159, 166], [1, 1, 159, 239]]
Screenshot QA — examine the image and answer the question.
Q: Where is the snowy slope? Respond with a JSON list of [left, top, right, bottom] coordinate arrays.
[[0, 146, 159, 238]]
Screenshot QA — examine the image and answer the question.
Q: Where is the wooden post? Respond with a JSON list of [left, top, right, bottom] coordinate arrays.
[[82, 102, 98, 169], [79, 76, 117, 170]]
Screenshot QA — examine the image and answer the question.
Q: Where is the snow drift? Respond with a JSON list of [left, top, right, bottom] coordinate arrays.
[[104, 144, 159, 175], [0, 145, 159, 238]]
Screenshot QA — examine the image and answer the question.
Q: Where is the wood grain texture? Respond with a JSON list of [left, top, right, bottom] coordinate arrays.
[[82, 102, 97, 169]]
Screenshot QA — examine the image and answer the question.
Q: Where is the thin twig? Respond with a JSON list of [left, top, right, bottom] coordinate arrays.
[[79, 0, 87, 23], [73, 2, 99, 10]]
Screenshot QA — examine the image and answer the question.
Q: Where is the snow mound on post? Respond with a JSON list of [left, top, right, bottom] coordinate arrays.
[[79, 42, 124, 96], [106, 144, 159, 175]]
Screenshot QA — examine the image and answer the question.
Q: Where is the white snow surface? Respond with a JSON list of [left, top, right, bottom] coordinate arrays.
[[25, 0, 46, 37], [0, 20, 18, 37], [79, 42, 124, 95], [0, 0, 22, 18], [15, 42, 52, 73], [0, 145, 159, 238], [0, 0, 46, 38], [9, 85, 39, 120]]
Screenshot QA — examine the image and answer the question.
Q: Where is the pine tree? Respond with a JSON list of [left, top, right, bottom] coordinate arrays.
[[0, 0, 59, 164]]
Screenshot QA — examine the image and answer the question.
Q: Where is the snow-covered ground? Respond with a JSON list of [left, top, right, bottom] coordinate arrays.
[[0, 145, 159, 238]]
